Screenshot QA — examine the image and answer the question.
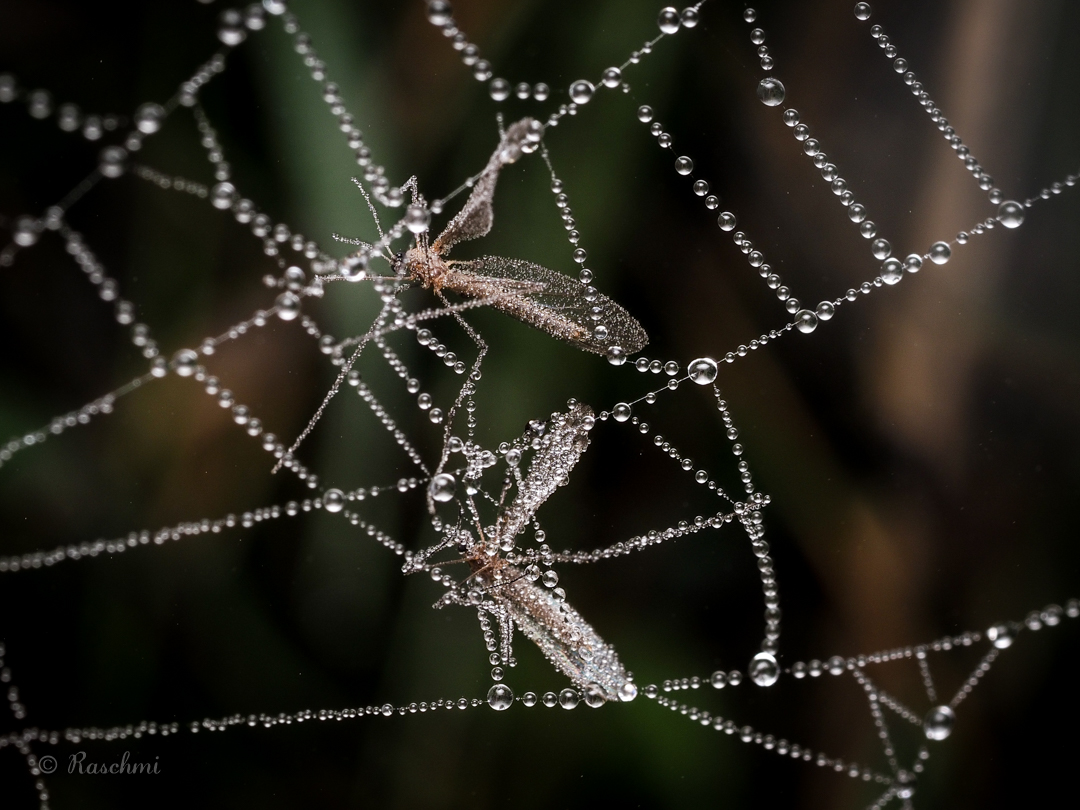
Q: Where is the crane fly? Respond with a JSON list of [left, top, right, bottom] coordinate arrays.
[[425, 403, 636, 702], [393, 118, 648, 357]]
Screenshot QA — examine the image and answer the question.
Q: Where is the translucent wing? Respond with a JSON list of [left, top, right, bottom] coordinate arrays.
[[445, 256, 649, 356], [494, 403, 594, 545], [432, 118, 538, 256]]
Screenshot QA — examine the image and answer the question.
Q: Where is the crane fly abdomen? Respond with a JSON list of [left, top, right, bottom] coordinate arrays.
[[474, 561, 634, 700]]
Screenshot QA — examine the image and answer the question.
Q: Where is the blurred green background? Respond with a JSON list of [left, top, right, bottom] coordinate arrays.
[[1, 0, 1079, 807]]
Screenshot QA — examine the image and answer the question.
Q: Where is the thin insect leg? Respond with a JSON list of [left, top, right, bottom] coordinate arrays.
[[350, 177, 390, 254], [430, 289, 488, 482], [271, 300, 395, 474]]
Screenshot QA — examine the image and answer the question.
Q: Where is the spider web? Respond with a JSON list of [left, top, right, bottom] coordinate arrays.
[[1, 1, 1079, 808]]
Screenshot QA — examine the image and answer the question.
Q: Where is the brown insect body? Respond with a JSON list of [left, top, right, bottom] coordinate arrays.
[[397, 118, 648, 356]]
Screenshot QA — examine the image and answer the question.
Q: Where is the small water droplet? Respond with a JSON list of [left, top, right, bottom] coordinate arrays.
[[637, 105, 654, 123], [211, 182, 237, 210], [612, 403, 632, 422], [583, 683, 606, 707], [426, 0, 453, 26], [488, 78, 510, 101], [987, 623, 1015, 649], [854, 3, 872, 21], [558, 688, 580, 709], [98, 146, 127, 178], [276, 292, 301, 320], [601, 67, 621, 88], [405, 204, 431, 234], [674, 156, 693, 175], [718, 212, 737, 231], [871, 238, 891, 259], [815, 301, 835, 321], [172, 349, 199, 377]]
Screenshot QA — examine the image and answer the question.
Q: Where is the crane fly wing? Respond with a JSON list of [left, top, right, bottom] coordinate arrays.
[[433, 118, 538, 256], [445, 256, 649, 356], [495, 403, 594, 545]]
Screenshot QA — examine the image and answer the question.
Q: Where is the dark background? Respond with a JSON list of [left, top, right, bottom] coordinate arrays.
[[1, 0, 1079, 807]]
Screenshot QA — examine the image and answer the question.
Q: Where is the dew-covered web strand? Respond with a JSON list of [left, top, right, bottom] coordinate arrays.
[[2, 1, 1080, 808]]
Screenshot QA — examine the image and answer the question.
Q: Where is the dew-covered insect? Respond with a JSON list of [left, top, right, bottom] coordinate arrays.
[[394, 118, 648, 357], [418, 402, 637, 703]]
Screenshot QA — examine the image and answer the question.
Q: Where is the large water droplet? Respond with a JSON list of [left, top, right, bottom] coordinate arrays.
[[674, 156, 693, 175], [612, 403, 632, 422], [13, 216, 39, 247], [487, 683, 514, 711], [276, 292, 301, 320], [681, 7, 700, 27], [871, 238, 891, 259], [816, 301, 835, 321], [987, 623, 1015, 649], [688, 357, 719, 385], [749, 652, 780, 686], [718, 212, 737, 231], [657, 7, 680, 34], [637, 105, 654, 123], [854, 3, 872, 21], [558, 688, 580, 709], [923, 705, 955, 741], [583, 683, 606, 707], [488, 78, 510, 101], [569, 80, 594, 104], [881, 257, 903, 285], [323, 488, 345, 513], [928, 241, 951, 265], [601, 67, 621, 88], [426, 0, 453, 25], [429, 473, 456, 502], [211, 182, 237, 210], [756, 77, 786, 107], [619, 682, 638, 702], [405, 204, 431, 234], [795, 309, 819, 333], [172, 349, 199, 377], [135, 103, 166, 134], [997, 200, 1025, 228], [98, 146, 127, 179]]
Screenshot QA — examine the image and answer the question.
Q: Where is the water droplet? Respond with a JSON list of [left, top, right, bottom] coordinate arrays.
[[28, 89, 52, 119], [710, 670, 727, 688], [429, 408, 445, 424], [859, 220, 878, 239], [601, 67, 621, 88], [13, 216, 39, 247], [429, 473, 456, 502], [276, 292, 301, 320], [211, 182, 237, 210], [881, 257, 903, 285], [558, 688, 580, 709], [871, 238, 891, 259], [928, 241, 951, 264], [637, 105, 654, 123], [486, 684, 514, 711], [854, 2, 872, 21], [693, 180, 709, 196], [0, 74, 16, 104], [405, 204, 431, 234], [847, 203, 866, 223], [743, 8, 757, 23], [718, 212, 736, 231], [323, 489, 345, 513], [533, 83, 550, 101], [756, 77, 786, 107], [572, 248, 587, 263], [619, 682, 638, 701], [569, 80, 594, 104], [583, 682, 606, 707], [815, 301, 835, 321], [427, 0, 453, 25], [997, 200, 1024, 228], [795, 310, 818, 333], [681, 7, 700, 28], [923, 705, 955, 741], [749, 652, 780, 686], [488, 78, 510, 101], [689, 357, 718, 385], [612, 403, 632, 422], [657, 7, 680, 34], [904, 253, 923, 273], [987, 623, 1015, 649], [674, 156, 693, 175], [135, 103, 166, 134], [542, 569, 559, 587], [172, 349, 199, 377], [98, 146, 127, 179], [217, 9, 247, 45]]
